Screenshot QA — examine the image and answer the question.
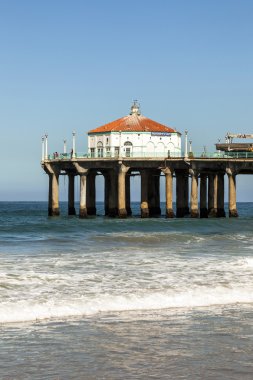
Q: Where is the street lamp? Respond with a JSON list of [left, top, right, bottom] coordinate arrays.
[[72, 131, 76, 158], [45, 133, 48, 160], [184, 130, 188, 158], [189, 139, 192, 153], [41, 136, 45, 161]]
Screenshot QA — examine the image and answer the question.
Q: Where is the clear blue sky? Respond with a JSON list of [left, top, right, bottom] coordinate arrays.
[[1, 0, 253, 201]]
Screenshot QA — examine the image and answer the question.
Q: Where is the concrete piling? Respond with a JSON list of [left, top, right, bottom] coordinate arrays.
[[208, 174, 218, 217], [68, 173, 76, 215], [200, 174, 208, 218], [190, 169, 199, 218], [217, 173, 226, 217], [176, 172, 185, 217], [79, 174, 88, 218], [125, 173, 132, 216], [227, 168, 238, 217], [44, 163, 60, 216], [163, 168, 174, 218], [118, 164, 128, 218], [108, 169, 118, 217], [87, 172, 96, 216], [103, 172, 110, 216], [141, 169, 149, 218], [183, 174, 190, 216]]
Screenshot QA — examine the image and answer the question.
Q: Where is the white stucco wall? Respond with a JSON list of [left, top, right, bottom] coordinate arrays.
[[88, 131, 181, 157]]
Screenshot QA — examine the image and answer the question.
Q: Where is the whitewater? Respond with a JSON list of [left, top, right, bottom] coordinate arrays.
[[0, 201, 253, 379]]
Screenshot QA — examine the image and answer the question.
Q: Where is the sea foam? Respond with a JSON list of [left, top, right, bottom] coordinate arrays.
[[1, 285, 253, 324]]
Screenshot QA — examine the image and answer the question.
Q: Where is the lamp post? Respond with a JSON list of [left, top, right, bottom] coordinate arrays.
[[184, 130, 188, 158], [45, 134, 48, 160], [189, 139, 192, 154], [41, 136, 45, 161], [72, 131, 76, 158], [63, 139, 67, 154]]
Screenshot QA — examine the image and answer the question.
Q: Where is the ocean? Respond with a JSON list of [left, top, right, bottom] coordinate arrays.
[[0, 201, 253, 379]]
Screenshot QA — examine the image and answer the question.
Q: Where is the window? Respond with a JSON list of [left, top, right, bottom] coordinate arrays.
[[124, 141, 132, 157], [90, 148, 95, 158], [115, 147, 119, 157], [97, 142, 103, 158]]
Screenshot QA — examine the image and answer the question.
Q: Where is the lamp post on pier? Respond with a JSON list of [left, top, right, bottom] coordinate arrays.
[[45, 134, 48, 160], [72, 131, 76, 158], [41, 136, 45, 161], [184, 130, 188, 158], [189, 139, 192, 155]]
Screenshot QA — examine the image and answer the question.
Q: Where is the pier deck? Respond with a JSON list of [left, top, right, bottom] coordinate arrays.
[[42, 156, 253, 218]]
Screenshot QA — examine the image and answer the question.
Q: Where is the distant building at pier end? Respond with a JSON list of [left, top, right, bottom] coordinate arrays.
[[88, 101, 181, 158]]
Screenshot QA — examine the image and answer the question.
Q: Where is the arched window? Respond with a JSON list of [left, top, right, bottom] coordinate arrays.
[[167, 142, 175, 157], [97, 142, 103, 158], [124, 141, 133, 157], [146, 141, 155, 157], [156, 142, 165, 156]]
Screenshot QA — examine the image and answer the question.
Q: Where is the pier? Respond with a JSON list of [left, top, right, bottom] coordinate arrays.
[[41, 154, 253, 218]]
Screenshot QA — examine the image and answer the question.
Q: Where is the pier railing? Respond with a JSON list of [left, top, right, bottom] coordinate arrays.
[[44, 151, 253, 160]]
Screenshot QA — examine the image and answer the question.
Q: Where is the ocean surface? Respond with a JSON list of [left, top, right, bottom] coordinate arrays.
[[0, 201, 253, 379]]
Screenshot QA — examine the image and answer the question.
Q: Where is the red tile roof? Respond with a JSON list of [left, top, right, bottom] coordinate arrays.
[[88, 113, 177, 134]]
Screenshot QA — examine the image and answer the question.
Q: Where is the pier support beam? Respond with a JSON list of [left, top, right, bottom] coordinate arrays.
[[200, 174, 208, 218], [68, 173, 76, 215], [73, 162, 89, 218], [217, 173, 226, 217], [208, 174, 218, 217], [87, 171, 96, 216], [162, 168, 174, 218], [103, 172, 110, 216], [190, 169, 199, 218], [108, 169, 118, 217], [126, 173, 132, 216], [227, 169, 238, 217], [79, 173, 88, 218], [183, 174, 189, 216], [176, 172, 185, 217], [45, 163, 60, 216], [141, 169, 149, 218], [118, 164, 129, 218], [49, 173, 60, 216], [149, 170, 161, 217], [155, 170, 161, 216]]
